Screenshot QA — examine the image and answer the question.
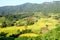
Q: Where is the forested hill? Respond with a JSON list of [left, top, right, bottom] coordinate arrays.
[[0, 1, 60, 14]]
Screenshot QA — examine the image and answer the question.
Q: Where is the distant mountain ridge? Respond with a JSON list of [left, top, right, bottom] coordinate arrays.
[[0, 1, 60, 14]]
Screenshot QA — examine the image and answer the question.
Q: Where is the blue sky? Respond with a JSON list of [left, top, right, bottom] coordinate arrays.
[[0, 0, 60, 7]]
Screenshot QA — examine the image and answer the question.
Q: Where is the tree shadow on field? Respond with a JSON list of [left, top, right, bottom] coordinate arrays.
[[0, 32, 15, 40]]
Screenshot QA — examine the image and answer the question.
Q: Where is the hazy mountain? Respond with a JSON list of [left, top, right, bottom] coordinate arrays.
[[0, 1, 60, 14]]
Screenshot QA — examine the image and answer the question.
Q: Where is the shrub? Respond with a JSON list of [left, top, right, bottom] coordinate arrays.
[[1, 21, 7, 28]]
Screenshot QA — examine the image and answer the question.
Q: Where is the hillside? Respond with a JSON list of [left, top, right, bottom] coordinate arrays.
[[0, 1, 60, 15]]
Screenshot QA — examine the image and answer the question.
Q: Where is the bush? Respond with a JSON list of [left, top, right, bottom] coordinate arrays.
[[1, 21, 7, 28], [0, 37, 14, 40], [0, 32, 8, 38], [22, 29, 33, 34], [15, 36, 42, 40], [15, 37, 28, 40]]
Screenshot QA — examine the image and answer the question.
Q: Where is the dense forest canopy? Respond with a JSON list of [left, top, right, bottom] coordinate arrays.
[[0, 1, 60, 15]]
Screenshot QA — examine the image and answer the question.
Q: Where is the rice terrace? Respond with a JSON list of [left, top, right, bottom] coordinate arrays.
[[0, 0, 60, 40]]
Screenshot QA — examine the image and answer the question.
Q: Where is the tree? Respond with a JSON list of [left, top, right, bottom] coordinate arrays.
[[1, 21, 7, 28], [27, 17, 38, 25]]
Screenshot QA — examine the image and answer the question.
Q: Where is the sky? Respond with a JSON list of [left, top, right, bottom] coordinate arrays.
[[0, 0, 60, 7]]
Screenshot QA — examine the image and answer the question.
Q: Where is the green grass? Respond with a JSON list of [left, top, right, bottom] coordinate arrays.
[[0, 17, 59, 37]]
